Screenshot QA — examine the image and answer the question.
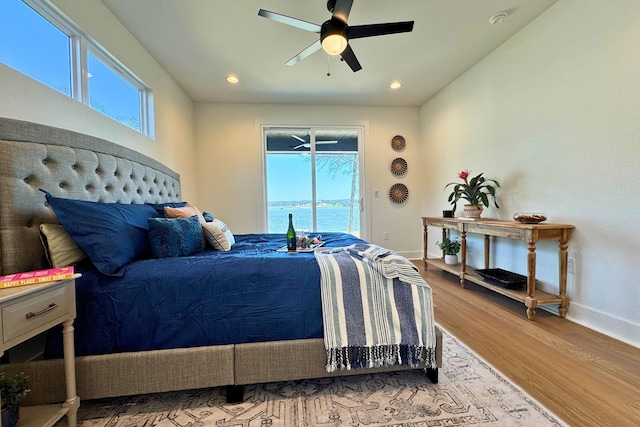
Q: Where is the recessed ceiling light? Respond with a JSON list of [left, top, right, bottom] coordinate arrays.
[[226, 75, 239, 84], [390, 81, 402, 89]]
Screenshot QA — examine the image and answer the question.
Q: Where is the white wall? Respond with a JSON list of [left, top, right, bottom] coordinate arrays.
[[419, 0, 640, 347], [0, 0, 198, 201], [194, 103, 422, 257]]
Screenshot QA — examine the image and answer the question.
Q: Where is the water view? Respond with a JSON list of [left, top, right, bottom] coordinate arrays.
[[268, 204, 360, 236]]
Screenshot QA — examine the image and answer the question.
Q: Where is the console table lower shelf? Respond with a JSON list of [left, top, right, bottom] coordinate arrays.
[[425, 257, 566, 317]]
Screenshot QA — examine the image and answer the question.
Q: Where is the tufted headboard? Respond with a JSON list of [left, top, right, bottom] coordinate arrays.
[[0, 117, 181, 275]]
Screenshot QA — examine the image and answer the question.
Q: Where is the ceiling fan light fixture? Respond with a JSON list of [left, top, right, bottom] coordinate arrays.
[[225, 75, 239, 84], [321, 18, 348, 55], [322, 34, 347, 55]]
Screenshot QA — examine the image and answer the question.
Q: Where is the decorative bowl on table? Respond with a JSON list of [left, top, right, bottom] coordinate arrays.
[[513, 212, 547, 224]]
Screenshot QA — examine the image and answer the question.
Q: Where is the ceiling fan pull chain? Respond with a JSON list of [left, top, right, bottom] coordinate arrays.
[[327, 53, 331, 77]]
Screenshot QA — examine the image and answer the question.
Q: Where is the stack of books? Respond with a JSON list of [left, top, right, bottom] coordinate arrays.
[[0, 266, 75, 289]]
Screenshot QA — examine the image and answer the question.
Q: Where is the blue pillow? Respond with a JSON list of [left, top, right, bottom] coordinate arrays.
[[43, 191, 160, 276], [148, 216, 204, 258], [202, 211, 215, 222], [147, 201, 187, 217]]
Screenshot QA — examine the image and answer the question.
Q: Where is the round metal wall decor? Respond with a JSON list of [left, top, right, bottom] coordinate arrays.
[[391, 157, 408, 176], [391, 135, 406, 152], [389, 183, 409, 204]]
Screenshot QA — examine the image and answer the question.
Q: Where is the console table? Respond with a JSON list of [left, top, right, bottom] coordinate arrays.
[[422, 217, 574, 320]]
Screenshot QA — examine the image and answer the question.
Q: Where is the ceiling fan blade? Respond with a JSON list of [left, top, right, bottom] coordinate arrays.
[[293, 141, 338, 150], [331, 0, 354, 23], [349, 21, 415, 39], [291, 135, 306, 142], [340, 44, 362, 72], [286, 40, 322, 66], [258, 9, 321, 33]]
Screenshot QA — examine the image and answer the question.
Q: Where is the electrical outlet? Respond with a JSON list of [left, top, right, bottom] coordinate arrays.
[[383, 232, 389, 240], [567, 258, 575, 274]]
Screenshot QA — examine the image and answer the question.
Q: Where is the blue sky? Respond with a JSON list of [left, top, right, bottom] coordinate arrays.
[[267, 154, 357, 201]]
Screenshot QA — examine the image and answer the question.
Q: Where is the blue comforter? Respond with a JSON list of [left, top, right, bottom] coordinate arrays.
[[46, 232, 364, 357]]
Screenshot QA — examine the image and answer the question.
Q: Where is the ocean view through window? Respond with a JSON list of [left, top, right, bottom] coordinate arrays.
[[264, 127, 362, 237]]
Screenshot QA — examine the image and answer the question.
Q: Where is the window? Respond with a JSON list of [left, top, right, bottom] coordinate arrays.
[[87, 52, 142, 132], [264, 127, 363, 237], [0, 0, 71, 96], [0, 0, 153, 137]]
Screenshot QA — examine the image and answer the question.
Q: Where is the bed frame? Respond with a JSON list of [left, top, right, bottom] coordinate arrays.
[[0, 117, 441, 405]]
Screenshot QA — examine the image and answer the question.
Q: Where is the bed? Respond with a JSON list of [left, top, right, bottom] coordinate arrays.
[[0, 117, 442, 406]]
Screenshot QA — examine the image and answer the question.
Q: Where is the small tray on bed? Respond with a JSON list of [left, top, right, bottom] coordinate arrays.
[[277, 241, 325, 253], [475, 268, 527, 289]]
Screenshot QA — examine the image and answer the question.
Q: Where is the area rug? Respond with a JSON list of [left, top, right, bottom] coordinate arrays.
[[76, 330, 567, 426]]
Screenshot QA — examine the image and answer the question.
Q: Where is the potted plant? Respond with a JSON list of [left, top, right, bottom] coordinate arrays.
[[437, 238, 461, 265], [0, 372, 30, 427], [444, 170, 500, 217]]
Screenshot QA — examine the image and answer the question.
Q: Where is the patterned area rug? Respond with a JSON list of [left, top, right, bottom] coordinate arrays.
[[76, 330, 566, 426]]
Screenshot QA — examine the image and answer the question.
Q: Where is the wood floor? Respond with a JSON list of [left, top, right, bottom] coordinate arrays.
[[418, 265, 640, 427]]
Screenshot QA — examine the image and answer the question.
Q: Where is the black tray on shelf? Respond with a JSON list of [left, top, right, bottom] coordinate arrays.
[[475, 268, 527, 289]]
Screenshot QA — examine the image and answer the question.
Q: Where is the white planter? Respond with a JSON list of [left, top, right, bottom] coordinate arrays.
[[444, 254, 458, 265]]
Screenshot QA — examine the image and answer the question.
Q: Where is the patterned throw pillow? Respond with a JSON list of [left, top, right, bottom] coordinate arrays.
[[148, 216, 204, 258], [147, 201, 187, 217], [163, 202, 205, 224], [164, 202, 206, 247], [202, 219, 235, 251]]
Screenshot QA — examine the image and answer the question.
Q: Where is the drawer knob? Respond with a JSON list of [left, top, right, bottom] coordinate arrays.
[[25, 303, 58, 319]]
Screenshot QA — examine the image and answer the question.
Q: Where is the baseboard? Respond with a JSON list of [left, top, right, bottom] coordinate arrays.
[[404, 251, 424, 261], [542, 303, 640, 349]]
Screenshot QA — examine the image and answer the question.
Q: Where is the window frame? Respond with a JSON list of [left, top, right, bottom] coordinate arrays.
[[261, 125, 367, 239], [13, 0, 154, 137]]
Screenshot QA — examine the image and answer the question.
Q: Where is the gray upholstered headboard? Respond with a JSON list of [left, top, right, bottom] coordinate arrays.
[[0, 117, 181, 275]]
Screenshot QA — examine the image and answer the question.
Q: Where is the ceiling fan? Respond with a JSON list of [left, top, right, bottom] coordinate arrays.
[[291, 134, 338, 150], [258, 0, 414, 72]]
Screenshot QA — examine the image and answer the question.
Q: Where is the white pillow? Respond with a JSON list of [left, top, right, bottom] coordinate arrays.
[[202, 219, 235, 251], [39, 223, 87, 267]]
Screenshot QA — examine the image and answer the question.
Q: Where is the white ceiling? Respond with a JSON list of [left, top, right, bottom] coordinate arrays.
[[100, 0, 558, 107]]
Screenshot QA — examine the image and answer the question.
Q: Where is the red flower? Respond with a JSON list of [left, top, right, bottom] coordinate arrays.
[[458, 170, 470, 182]]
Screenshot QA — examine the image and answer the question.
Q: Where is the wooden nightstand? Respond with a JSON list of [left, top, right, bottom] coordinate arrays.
[[0, 277, 79, 427]]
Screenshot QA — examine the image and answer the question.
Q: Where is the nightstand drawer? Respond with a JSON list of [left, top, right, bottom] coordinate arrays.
[[2, 286, 69, 343]]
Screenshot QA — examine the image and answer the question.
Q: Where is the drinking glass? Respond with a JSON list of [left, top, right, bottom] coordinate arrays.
[[297, 221, 309, 248]]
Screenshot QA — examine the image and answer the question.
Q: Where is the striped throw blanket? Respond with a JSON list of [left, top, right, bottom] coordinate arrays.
[[315, 243, 437, 372]]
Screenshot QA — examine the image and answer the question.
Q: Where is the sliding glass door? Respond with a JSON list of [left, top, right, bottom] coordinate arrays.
[[264, 126, 362, 236]]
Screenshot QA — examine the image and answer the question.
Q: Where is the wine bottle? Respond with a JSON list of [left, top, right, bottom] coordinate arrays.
[[286, 213, 297, 252]]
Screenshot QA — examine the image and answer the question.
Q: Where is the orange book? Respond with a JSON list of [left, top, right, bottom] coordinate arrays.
[[0, 266, 75, 289]]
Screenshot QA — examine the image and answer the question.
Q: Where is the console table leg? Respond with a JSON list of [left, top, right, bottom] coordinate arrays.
[[460, 230, 467, 288], [423, 223, 429, 270], [483, 235, 490, 269], [525, 297, 538, 320], [525, 240, 538, 320], [559, 302, 568, 318], [558, 231, 570, 318]]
